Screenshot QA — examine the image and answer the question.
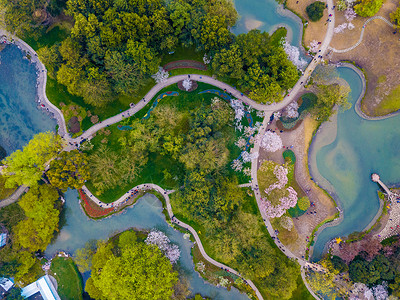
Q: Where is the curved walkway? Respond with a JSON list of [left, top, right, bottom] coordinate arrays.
[[0, 185, 28, 208], [330, 16, 394, 53], [81, 184, 263, 300], [0, 29, 68, 139]]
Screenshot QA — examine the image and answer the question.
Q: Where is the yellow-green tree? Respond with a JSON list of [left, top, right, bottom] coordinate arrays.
[[390, 5, 400, 29], [354, 0, 383, 17], [1, 132, 63, 188], [14, 184, 60, 252], [85, 231, 178, 300], [47, 150, 90, 190]]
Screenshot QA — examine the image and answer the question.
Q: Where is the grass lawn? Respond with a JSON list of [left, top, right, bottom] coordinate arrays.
[[374, 84, 400, 116], [0, 176, 16, 199], [49, 257, 83, 300], [161, 45, 205, 65]]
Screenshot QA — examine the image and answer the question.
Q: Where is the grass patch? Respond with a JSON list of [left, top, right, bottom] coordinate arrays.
[[270, 27, 287, 47], [161, 45, 205, 65], [374, 84, 400, 116], [49, 257, 83, 300], [25, 25, 70, 51]]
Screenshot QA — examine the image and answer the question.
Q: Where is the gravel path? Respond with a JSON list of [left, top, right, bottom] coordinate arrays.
[[329, 16, 394, 53]]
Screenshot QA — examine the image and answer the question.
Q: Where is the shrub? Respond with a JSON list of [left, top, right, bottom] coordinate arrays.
[[354, 0, 383, 17], [283, 150, 296, 165], [306, 1, 326, 22], [297, 197, 310, 211]]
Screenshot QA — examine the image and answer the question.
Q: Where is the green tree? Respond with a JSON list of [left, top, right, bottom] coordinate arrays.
[[37, 44, 62, 79], [1, 132, 63, 187], [47, 150, 90, 190], [390, 5, 400, 29], [86, 231, 178, 300], [306, 1, 326, 22], [74, 240, 98, 273], [313, 84, 351, 121], [354, 0, 383, 17]]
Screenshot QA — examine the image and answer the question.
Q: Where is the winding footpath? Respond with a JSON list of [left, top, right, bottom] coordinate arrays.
[[82, 183, 263, 300], [329, 16, 394, 53]]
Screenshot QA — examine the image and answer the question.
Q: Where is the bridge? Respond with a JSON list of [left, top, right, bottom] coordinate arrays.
[[371, 173, 397, 202]]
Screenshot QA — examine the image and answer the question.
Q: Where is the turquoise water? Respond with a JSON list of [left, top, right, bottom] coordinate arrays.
[[0, 45, 56, 155], [232, 0, 303, 48], [46, 190, 249, 300], [310, 67, 400, 260]]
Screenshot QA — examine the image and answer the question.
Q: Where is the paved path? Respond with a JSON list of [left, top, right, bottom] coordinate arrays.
[[0, 29, 68, 139], [330, 16, 394, 53], [81, 184, 263, 300], [0, 185, 28, 208]]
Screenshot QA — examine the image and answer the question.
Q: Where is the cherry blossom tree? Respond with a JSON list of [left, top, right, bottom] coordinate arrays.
[[309, 40, 320, 53], [231, 159, 243, 172], [182, 78, 193, 91], [264, 165, 288, 194], [373, 283, 388, 300], [145, 230, 181, 264], [348, 22, 355, 30], [152, 67, 169, 83], [334, 23, 348, 34], [235, 137, 247, 149], [286, 101, 299, 118], [345, 8, 357, 22], [283, 40, 307, 70], [261, 131, 283, 152]]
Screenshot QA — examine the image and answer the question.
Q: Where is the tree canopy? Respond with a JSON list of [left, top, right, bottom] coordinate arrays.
[[47, 150, 90, 190], [306, 1, 326, 22], [354, 0, 383, 17], [14, 184, 60, 252], [1, 132, 63, 188], [85, 231, 178, 300], [390, 5, 400, 29], [212, 29, 299, 103]]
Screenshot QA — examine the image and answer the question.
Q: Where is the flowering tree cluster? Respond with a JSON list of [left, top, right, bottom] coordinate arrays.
[[260, 165, 298, 218], [261, 131, 283, 152], [256, 110, 264, 118], [182, 78, 193, 91], [345, 8, 357, 22], [309, 40, 320, 53], [286, 101, 299, 118], [145, 230, 181, 264], [283, 39, 307, 70], [230, 99, 245, 131], [231, 159, 243, 172], [372, 283, 388, 300], [265, 165, 288, 193], [151, 67, 169, 83], [334, 23, 348, 34]]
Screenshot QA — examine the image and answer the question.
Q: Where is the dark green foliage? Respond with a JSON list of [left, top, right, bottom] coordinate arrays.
[[5, 287, 24, 300], [283, 150, 296, 164], [212, 30, 299, 103], [306, 1, 326, 22], [349, 254, 395, 285], [381, 235, 400, 247], [331, 255, 348, 273]]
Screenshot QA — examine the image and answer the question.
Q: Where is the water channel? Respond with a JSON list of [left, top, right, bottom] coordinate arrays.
[[310, 67, 400, 260], [0, 45, 56, 155], [47, 190, 249, 300]]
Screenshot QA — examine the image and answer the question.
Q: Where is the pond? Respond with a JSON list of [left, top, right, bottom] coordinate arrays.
[[0, 45, 56, 155], [310, 66, 400, 260], [46, 190, 249, 300], [232, 0, 304, 49]]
